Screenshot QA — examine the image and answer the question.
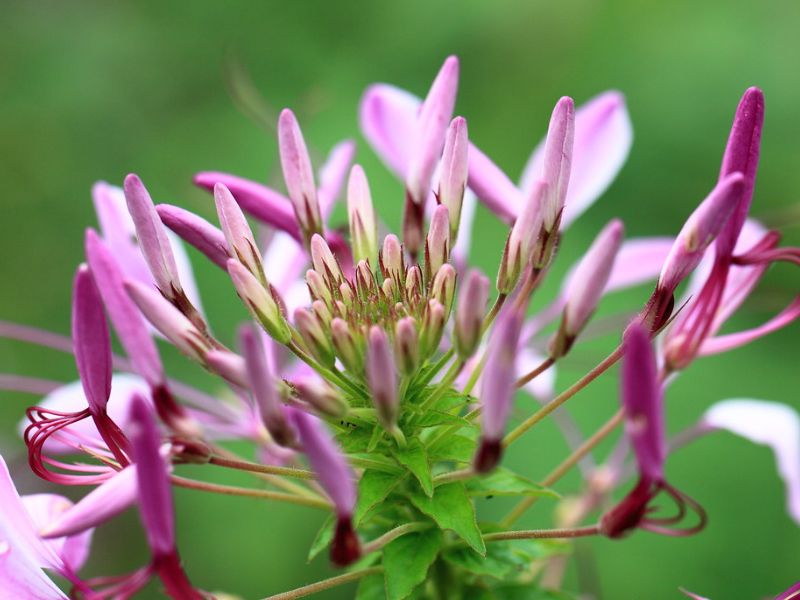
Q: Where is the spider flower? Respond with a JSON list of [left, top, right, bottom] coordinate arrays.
[[600, 324, 705, 538]]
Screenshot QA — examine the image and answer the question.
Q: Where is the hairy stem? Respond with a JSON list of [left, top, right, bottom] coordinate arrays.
[[483, 524, 600, 542], [503, 345, 623, 447], [515, 357, 555, 388], [171, 476, 331, 510], [362, 522, 430, 555], [261, 567, 383, 600], [209, 456, 316, 479], [501, 408, 625, 527]]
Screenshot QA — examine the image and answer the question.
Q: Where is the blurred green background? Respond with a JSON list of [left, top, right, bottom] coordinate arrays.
[[1, 1, 799, 598]]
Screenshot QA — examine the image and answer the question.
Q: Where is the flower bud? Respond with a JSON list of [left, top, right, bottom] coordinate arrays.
[[425, 204, 450, 282], [455, 270, 490, 358], [215, 182, 264, 281], [278, 109, 323, 246], [331, 318, 363, 373], [227, 260, 291, 344], [73, 265, 112, 416], [658, 173, 745, 294], [365, 326, 398, 430], [288, 409, 359, 566], [438, 116, 469, 243], [497, 180, 547, 294], [430, 263, 457, 317], [294, 378, 348, 418], [419, 299, 446, 358], [541, 97, 575, 233], [295, 308, 335, 368], [125, 280, 210, 362], [241, 326, 297, 447], [156, 204, 229, 270], [306, 269, 333, 308], [123, 174, 183, 301], [205, 349, 248, 388], [405, 264, 423, 304], [354, 260, 376, 300], [474, 307, 523, 473], [347, 165, 378, 265], [311, 234, 345, 287], [380, 234, 405, 287], [550, 219, 624, 357], [394, 317, 420, 376]]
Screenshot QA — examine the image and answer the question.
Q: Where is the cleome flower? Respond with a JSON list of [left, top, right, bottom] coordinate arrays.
[[0, 55, 797, 599]]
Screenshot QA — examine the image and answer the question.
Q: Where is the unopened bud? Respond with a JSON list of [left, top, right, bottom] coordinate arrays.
[[425, 204, 450, 282], [278, 109, 323, 246], [215, 183, 264, 282], [228, 260, 291, 344], [294, 378, 347, 418], [295, 308, 335, 368], [438, 116, 469, 243], [455, 270, 490, 358], [347, 165, 378, 265], [354, 260, 376, 300], [365, 326, 399, 430], [306, 269, 333, 308], [430, 263, 457, 317], [419, 300, 446, 358], [394, 317, 420, 376], [311, 234, 345, 287], [380, 234, 405, 286], [331, 318, 363, 373], [497, 181, 547, 294], [541, 97, 575, 233]]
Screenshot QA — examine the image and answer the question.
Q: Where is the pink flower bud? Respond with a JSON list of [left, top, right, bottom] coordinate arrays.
[[419, 299, 446, 359], [227, 260, 291, 344], [294, 378, 347, 418], [455, 270, 490, 358], [310, 234, 345, 287], [347, 165, 378, 264], [214, 183, 263, 279], [541, 97, 575, 232], [430, 263, 457, 317], [438, 116, 469, 243], [331, 318, 363, 373], [394, 317, 420, 375], [365, 326, 398, 430], [425, 204, 450, 282], [497, 180, 547, 294], [278, 109, 323, 245], [156, 204, 229, 270], [294, 308, 335, 368]]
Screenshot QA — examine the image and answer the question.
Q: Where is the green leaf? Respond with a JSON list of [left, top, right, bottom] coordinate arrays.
[[466, 468, 559, 499], [306, 514, 335, 562], [415, 410, 474, 429], [356, 573, 386, 600], [443, 538, 569, 581], [355, 470, 405, 525], [409, 482, 486, 555], [392, 439, 433, 497], [383, 528, 442, 600], [427, 434, 475, 463]]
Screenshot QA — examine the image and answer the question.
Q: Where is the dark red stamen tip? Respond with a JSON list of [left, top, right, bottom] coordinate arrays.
[[473, 438, 503, 474], [330, 516, 361, 567]]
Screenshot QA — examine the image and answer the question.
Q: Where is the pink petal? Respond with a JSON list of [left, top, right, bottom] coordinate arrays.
[[466, 143, 522, 223], [193, 171, 301, 240], [38, 467, 137, 540], [0, 545, 67, 599], [704, 399, 800, 524], [21, 494, 93, 572], [699, 295, 800, 356], [517, 346, 556, 401], [317, 139, 356, 217], [358, 83, 420, 179], [520, 91, 633, 229]]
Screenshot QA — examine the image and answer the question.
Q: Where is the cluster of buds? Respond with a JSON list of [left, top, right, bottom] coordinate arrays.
[[1, 56, 798, 600]]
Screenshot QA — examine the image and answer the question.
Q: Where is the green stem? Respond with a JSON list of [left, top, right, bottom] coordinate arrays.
[[501, 408, 625, 528], [261, 567, 384, 600], [209, 456, 316, 479], [417, 349, 455, 389], [432, 468, 474, 485], [503, 345, 623, 447], [417, 359, 465, 413], [482, 524, 600, 543], [170, 476, 331, 510], [481, 293, 507, 333], [362, 522, 430, 555]]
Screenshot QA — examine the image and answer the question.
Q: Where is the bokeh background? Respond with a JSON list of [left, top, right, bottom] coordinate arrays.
[[1, 1, 799, 598]]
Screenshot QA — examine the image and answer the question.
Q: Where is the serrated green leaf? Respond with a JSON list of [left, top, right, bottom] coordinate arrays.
[[466, 468, 559, 499], [409, 482, 485, 555], [355, 470, 405, 525], [356, 573, 386, 600], [427, 434, 475, 463], [383, 528, 442, 600], [307, 514, 335, 562], [392, 439, 433, 496]]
